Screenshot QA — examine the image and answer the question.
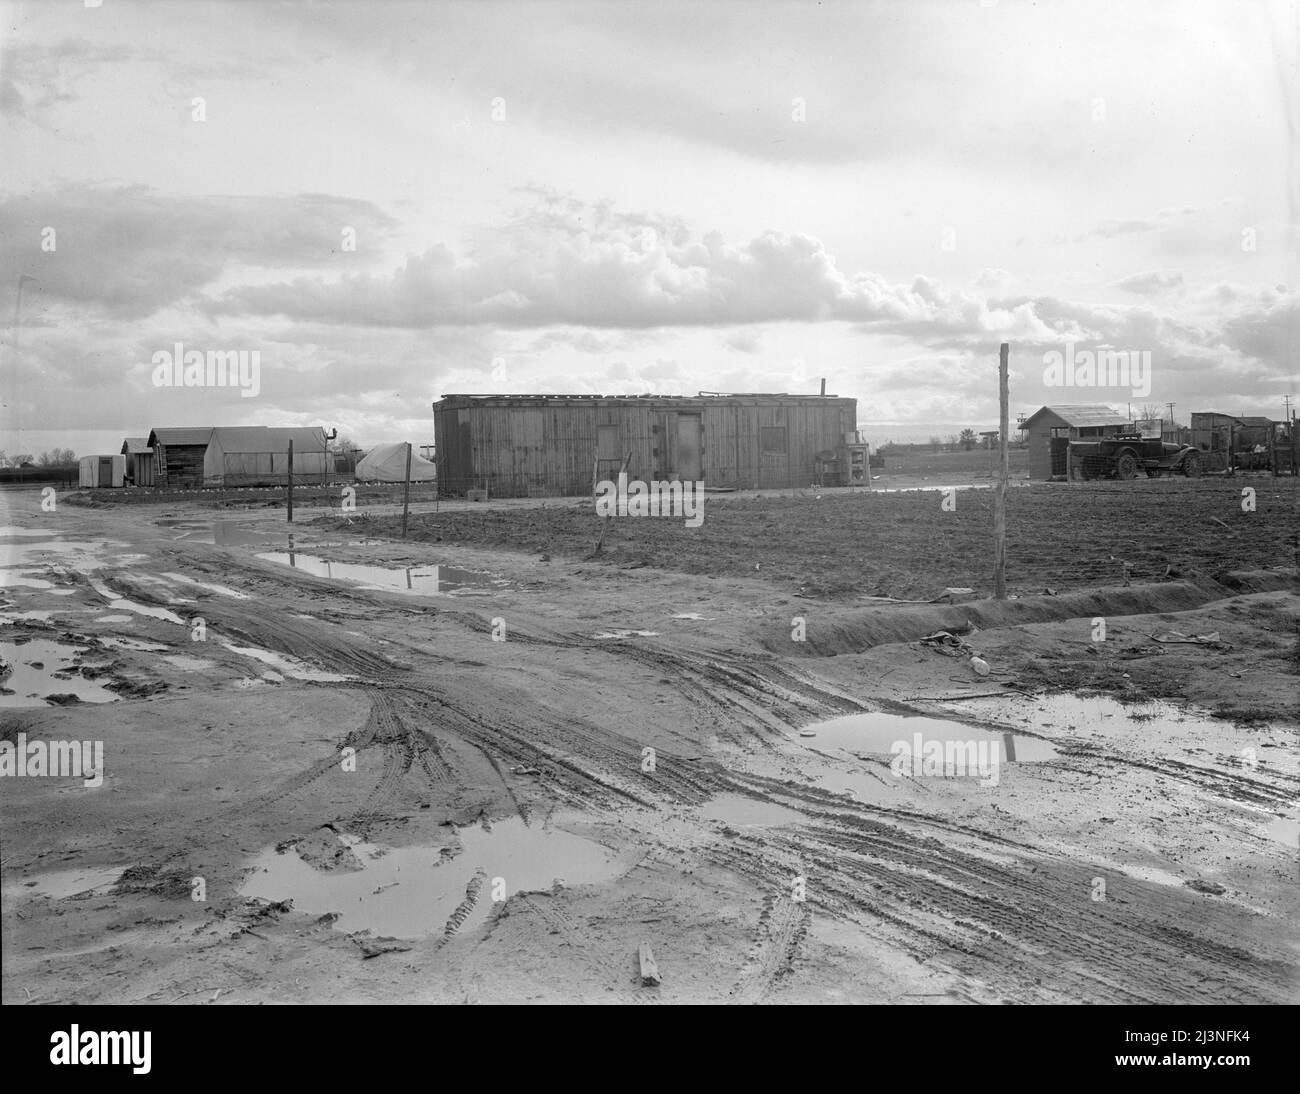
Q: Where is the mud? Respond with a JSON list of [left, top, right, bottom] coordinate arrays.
[[2, 488, 1297, 1004]]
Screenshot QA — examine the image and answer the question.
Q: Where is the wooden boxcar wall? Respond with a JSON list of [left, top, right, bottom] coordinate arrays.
[[434, 398, 856, 497]]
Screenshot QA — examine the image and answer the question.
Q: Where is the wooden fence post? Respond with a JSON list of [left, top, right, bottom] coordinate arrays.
[[994, 344, 1009, 599]]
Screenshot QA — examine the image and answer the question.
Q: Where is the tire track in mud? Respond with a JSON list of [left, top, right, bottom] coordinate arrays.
[[515, 893, 658, 1003], [1080, 748, 1300, 809], [145, 542, 1298, 1002], [440, 868, 488, 945], [695, 793, 1296, 1004], [730, 892, 811, 1004]]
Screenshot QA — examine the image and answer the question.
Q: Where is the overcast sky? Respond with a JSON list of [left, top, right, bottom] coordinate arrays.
[[1, 0, 1297, 457]]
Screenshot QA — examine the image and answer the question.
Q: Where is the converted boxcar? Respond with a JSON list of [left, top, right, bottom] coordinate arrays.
[[431, 393, 860, 497]]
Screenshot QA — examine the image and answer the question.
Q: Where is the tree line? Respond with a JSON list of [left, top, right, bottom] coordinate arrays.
[[0, 448, 76, 468]]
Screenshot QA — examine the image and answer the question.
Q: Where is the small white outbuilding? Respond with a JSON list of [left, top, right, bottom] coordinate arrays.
[[78, 454, 126, 488]]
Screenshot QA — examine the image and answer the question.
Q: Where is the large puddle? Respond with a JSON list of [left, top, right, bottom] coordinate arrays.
[[797, 710, 1060, 763], [0, 639, 121, 707], [1264, 815, 1299, 847], [241, 818, 625, 938], [255, 553, 509, 596], [169, 520, 282, 547]]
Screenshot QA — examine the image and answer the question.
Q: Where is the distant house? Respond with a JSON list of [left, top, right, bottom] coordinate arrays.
[[120, 437, 155, 486], [1022, 405, 1131, 480], [144, 426, 329, 488]]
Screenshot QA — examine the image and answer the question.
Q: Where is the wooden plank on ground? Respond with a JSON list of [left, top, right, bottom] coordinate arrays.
[[638, 941, 661, 986]]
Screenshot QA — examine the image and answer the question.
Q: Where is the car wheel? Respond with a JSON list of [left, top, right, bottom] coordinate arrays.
[[1116, 452, 1139, 480], [1182, 451, 1202, 478]]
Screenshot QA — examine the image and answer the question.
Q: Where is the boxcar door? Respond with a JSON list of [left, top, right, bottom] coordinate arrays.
[[675, 414, 703, 481]]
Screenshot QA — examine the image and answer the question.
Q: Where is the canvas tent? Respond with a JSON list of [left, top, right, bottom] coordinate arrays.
[[203, 426, 329, 486], [356, 443, 437, 482]]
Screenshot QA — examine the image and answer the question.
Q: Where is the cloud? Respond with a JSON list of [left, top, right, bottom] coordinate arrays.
[[0, 37, 273, 126], [213, 192, 976, 331], [0, 186, 400, 319], [1113, 269, 1185, 295], [1219, 294, 1300, 364], [1077, 203, 1222, 242]]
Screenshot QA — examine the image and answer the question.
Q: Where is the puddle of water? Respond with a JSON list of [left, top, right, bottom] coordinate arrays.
[[0, 639, 120, 707], [669, 613, 713, 621], [591, 630, 661, 640], [0, 610, 55, 622], [0, 572, 54, 589], [699, 794, 803, 827], [220, 641, 350, 682], [160, 573, 249, 599], [1, 538, 126, 570], [173, 520, 282, 547], [241, 817, 624, 938], [0, 528, 60, 539], [255, 553, 509, 597], [1264, 817, 1300, 846], [1116, 864, 1186, 888], [162, 655, 214, 671], [17, 866, 123, 898], [799, 711, 1059, 763], [88, 579, 186, 624], [95, 614, 135, 624]]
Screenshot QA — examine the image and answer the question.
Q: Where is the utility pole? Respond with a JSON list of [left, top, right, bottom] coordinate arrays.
[[994, 343, 1009, 600], [1165, 401, 1176, 428], [401, 441, 413, 538]]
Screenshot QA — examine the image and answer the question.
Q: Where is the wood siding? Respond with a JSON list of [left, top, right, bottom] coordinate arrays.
[[433, 396, 858, 497], [155, 443, 207, 488]]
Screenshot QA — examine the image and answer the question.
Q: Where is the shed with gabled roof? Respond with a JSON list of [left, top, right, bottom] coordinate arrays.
[[1022, 405, 1131, 480], [120, 437, 156, 486]]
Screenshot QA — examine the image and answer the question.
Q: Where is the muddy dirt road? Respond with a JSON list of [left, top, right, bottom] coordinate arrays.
[[2, 487, 1297, 1004]]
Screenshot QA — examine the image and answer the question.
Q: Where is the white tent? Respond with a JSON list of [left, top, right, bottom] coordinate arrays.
[[356, 442, 437, 482]]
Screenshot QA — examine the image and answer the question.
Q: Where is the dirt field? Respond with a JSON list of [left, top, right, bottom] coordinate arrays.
[[2, 479, 1297, 1004]]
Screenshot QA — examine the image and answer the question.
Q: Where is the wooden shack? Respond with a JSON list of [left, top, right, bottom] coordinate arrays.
[[120, 437, 156, 486], [1189, 412, 1277, 471], [146, 427, 213, 488], [431, 393, 860, 497], [1022, 405, 1130, 481]]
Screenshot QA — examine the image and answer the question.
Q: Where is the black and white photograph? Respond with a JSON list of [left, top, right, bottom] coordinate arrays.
[[1, 0, 1297, 1026]]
